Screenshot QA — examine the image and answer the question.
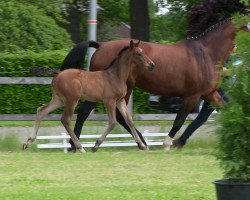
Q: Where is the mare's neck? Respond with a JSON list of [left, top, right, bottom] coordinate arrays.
[[200, 22, 236, 64]]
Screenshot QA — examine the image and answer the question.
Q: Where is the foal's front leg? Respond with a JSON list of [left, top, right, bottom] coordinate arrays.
[[61, 101, 86, 153], [116, 99, 148, 150], [92, 100, 117, 152]]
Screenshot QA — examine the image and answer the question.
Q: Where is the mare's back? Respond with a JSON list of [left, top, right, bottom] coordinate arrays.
[[90, 39, 130, 71]]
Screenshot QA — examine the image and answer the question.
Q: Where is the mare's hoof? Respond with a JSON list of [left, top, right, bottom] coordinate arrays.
[[91, 147, 98, 153], [163, 136, 174, 151], [23, 143, 28, 150], [67, 147, 76, 153], [173, 139, 184, 150]]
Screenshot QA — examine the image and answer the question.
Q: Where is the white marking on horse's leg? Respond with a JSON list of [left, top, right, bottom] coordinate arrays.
[[163, 135, 174, 151]]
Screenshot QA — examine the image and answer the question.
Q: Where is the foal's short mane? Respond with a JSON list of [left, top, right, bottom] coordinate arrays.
[[104, 46, 130, 70], [186, 0, 248, 40]]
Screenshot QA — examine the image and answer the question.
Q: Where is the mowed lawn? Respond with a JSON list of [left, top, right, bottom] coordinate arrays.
[[0, 148, 221, 200]]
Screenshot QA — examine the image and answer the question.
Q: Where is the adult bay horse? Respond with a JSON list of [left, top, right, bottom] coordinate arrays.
[[23, 40, 155, 152], [61, 0, 249, 151]]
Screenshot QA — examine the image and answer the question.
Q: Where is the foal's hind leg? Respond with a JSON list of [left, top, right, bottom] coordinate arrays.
[[23, 97, 62, 149], [116, 99, 148, 150], [92, 100, 117, 152], [61, 101, 86, 153]]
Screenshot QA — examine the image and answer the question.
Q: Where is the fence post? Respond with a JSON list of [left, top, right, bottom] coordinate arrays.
[[61, 132, 68, 153]]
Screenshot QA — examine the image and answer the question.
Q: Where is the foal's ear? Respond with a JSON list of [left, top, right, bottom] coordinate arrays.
[[135, 40, 140, 47], [129, 40, 134, 49]]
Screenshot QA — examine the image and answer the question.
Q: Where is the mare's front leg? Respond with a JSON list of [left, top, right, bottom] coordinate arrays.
[[61, 101, 86, 153], [116, 99, 148, 151], [175, 90, 225, 148], [163, 95, 200, 150], [92, 100, 117, 152], [23, 97, 62, 150]]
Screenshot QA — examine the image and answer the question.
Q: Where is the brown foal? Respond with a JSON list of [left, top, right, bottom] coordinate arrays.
[[23, 40, 155, 153]]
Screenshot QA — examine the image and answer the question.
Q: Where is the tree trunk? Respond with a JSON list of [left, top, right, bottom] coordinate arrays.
[[64, 0, 82, 44], [130, 0, 150, 41]]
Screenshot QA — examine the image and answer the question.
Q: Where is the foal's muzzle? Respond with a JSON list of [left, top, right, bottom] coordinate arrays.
[[148, 63, 155, 71]]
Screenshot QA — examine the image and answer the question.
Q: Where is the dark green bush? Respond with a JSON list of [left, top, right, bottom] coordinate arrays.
[[216, 31, 250, 181]]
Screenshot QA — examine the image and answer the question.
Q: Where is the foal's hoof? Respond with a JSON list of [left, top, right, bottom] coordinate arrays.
[[137, 143, 149, 151], [91, 147, 98, 153], [79, 148, 86, 153], [23, 143, 28, 150]]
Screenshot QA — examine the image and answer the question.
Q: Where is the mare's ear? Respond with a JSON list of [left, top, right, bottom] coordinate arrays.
[[129, 40, 134, 49], [135, 40, 140, 47]]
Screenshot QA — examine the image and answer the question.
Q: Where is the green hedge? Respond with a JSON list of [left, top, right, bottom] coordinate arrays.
[[0, 50, 69, 114], [0, 50, 69, 77]]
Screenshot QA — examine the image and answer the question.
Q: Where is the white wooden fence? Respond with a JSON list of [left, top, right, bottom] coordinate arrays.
[[36, 130, 168, 153]]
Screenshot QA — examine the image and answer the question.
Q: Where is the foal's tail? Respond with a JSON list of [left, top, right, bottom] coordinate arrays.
[[60, 40, 100, 71], [30, 66, 59, 76]]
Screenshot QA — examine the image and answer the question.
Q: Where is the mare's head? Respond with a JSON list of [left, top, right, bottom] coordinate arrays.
[[186, 0, 248, 62], [127, 40, 155, 71]]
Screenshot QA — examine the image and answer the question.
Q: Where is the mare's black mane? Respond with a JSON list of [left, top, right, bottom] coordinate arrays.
[[186, 0, 248, 39]]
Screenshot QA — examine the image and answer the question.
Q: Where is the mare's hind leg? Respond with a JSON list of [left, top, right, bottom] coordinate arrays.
[[23, 96, 62, 149], [61, 100, 86, 153], [163, 95, 200, 150], [92, 100, 117, 152], [116, 99, 148, 150]]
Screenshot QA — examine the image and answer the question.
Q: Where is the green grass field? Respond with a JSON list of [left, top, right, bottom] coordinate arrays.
[[0, 120, 221, 199], [0, 149, 221, 200]]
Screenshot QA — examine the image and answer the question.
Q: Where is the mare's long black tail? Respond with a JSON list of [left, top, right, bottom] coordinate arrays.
[[30, 66, 59, 76], [60, 40, 100, 71]]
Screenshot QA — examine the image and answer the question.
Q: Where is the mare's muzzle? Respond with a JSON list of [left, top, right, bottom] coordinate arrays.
[[148, 63, 155, 71]]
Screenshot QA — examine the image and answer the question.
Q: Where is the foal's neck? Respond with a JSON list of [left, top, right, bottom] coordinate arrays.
[[107, 52, 132, 83]]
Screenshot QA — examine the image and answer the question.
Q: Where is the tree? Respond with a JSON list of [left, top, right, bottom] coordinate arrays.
[[130, 0, 150, 41], [151, 0, 201, 42], [0, 1, 72, 52]]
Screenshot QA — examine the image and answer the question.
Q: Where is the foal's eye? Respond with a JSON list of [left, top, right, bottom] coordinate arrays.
[[136, 52, 142, 57]]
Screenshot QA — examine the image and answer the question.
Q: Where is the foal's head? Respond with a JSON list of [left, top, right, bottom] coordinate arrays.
[[127, 40, 155, 71]]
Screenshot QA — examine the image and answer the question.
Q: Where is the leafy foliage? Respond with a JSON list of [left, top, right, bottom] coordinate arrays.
[[150, 0, 201, 41], [0, 1, 72, 52], [216, 28, 250, 181]]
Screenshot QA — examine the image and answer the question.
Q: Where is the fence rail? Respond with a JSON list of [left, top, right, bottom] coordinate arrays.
[[0, 113, 210, 121], [36, 131, 167, 153], [0, 77, 52, 84]]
